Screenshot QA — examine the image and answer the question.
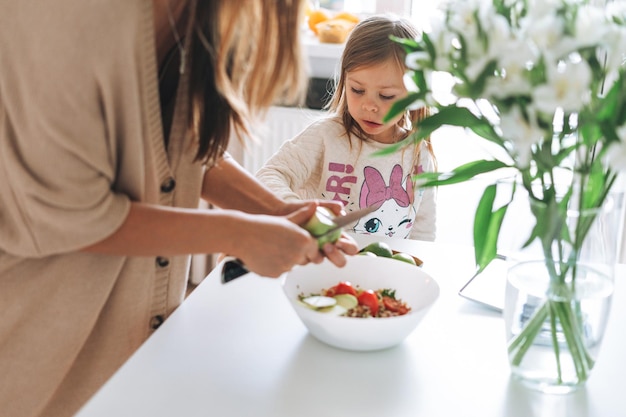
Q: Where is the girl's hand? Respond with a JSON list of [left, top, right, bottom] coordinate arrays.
[[321, 232, 360, 265], [275, 199, 345, 217], [285, 203, 360, 267]]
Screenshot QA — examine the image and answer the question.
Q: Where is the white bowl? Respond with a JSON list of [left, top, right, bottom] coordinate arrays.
[[282, 255, 440, 351]]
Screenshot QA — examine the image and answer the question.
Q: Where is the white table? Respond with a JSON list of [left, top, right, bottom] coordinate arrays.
[[76, 236, 626, 417]]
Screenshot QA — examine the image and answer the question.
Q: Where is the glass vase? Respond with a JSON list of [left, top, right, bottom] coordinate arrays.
[[503, 194, 621, 393], [504, 261, 613, 393]]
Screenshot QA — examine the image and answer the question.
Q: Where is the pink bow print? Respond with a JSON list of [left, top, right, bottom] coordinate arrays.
[[362, 165, 412, 208]]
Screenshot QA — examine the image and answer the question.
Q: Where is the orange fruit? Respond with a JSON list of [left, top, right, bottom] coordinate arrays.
[[308, 9, 330, 34], [334, 12, 360, 24]]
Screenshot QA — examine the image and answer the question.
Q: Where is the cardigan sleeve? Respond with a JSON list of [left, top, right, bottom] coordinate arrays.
[[0, 1, 138, 257]]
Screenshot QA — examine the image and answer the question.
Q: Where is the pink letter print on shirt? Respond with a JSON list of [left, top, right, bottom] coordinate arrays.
[[325, 162, 357, 205]]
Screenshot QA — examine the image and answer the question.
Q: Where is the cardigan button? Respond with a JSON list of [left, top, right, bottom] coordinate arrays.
[[150, 315, 164, 330], [160, 177, 176, 193], [156, 256, 170, 268]]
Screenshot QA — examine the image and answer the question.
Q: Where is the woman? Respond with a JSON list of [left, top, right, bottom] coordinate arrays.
[[0, 1, 358, 415]]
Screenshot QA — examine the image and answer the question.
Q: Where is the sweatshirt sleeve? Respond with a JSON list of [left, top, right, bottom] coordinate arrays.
[[256, 120, 327, 201]]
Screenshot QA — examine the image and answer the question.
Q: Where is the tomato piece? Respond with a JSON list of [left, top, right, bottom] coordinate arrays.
[[357, 290, 379, 316], [333, 281, 357, 296], [382, 296, 409, 315]]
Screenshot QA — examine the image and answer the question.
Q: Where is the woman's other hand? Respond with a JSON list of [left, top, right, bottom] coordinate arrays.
[[282, 200, 360, 264], [232, 203, 358, 277], [285, 203, 359, 267]]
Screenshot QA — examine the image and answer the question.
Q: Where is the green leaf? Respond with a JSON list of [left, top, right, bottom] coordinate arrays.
[[372, 132, 423, 157], [412, 70, 428, 93], [387, 104, 502, 147], [425, 106, 502, 143], [421, 32, 436, 61], [389, 35, 420, 50], [384, 92, 425, 123], [470, 60, 498, 98], [412, 159, 510, 188], [530, 197, 567, 255], [473, 184, 509, 271], [578, 121, 602, 148], [596, 73, 622, 123], [582, 163, 608, 210]]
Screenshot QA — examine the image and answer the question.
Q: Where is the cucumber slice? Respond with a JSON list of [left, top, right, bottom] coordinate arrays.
[[333, 294, 358, 309], [318, 305, 348, 315], [301, 295, 337, 309]]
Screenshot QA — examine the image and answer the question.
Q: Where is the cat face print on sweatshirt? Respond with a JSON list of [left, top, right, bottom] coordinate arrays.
[[352, 164, 416, 239]]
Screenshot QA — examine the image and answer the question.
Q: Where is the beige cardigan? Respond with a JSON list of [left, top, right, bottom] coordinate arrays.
[[0, 1, 203, 415]]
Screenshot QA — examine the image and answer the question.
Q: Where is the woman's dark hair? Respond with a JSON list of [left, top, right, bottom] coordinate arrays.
[[187, 0, 308, 165]]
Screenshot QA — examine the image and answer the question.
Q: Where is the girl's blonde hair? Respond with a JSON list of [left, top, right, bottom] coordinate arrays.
[[327, 14, 435, 169], [327, 15, 431, 141], [188, 0, 308, 165]]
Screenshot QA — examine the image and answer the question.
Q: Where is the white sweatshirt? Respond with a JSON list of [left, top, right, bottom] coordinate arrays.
[[257, 116, 436, 241]]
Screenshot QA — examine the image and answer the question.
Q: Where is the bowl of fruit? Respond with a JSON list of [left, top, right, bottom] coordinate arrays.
[[282, 253, 440, 351]]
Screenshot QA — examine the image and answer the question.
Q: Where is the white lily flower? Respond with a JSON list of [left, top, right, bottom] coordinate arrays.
[[403, 72, 419, 93], [425, 14, 457, 70], [606, 126, 626, 171], [499, 106, 543, 168], [426, 8, 446, 38], [525, 0, 560, 21], [485, 14, 513, 58], [602, 27, 626, 75], [430, 71, 457, 106], [606, 1, 626, 23], [448, 1, 481, 42], [389, 0, 626, 388], [485, 39, 535, 99], [575, 5, 609, 48], [532, 59, 592, 114], [524, 13, 564, 55], [405, 51, 431, 71], [433, 54, 453, 73], [464, 55, 495, 85], [447, 0, 485, 59], [402, 70, 444, 108]]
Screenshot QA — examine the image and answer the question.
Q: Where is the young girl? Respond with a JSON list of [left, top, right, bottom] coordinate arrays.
[[257, 15, 437, 241]]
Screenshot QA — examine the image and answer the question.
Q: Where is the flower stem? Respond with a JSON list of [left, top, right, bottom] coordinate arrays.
[[548, 301, 563, 384], [507, 295, 595, 385], [508, 301, 549, 365]]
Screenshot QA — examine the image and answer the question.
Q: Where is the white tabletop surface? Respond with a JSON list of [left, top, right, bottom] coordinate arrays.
[[76, 235, 626, 417]]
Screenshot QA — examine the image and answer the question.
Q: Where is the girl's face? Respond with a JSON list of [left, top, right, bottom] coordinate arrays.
[[345, 59, 407, 144]]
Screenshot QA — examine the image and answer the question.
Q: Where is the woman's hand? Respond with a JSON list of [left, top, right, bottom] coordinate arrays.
[[230, 205, 320, 278], [281, 200, 360, 264], [231, 203, 358, 277], [284, 202, 360, 267]]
